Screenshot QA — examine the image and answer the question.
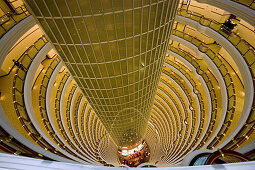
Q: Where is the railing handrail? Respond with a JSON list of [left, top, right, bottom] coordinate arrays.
[[230, 0, 255, 9], [177, 8, 255, 52], [0, 35, 47, 78], [174, 10, 255, 149], [11, 36, 68, 157], [54, 73, 97, 162], [0, 5, 30, 39], [171, 29, 237, 149]]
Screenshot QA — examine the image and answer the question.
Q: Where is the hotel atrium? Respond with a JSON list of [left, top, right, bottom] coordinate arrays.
[[0, 0, 255, 168]]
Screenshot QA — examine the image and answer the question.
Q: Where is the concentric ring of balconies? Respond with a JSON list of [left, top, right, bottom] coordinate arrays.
[[0, 5, 30, 39], [0, 0, 255, 167], [0, 15, 119, 164], [174, 3, 255, 151], [168, 45, 220, 150]]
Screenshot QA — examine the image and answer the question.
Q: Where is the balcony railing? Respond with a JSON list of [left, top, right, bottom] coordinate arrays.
[[176, 8, 255, 68], [0, 126, 50, 159], [72, 94, 96, 160], [168, 45, 218, 150], [12, 35, 68, 158], [54, 72, 80, 157], [231, 0, 255, 9], [0, 5, 30, 38], [81, 106, 98, 156], [55, 81, 94, 161], [166, 59, 205, 150], [64, 85, 98, 162], [176, 8, 255, 150], [153, 97, 177, 152], [162, 58, 217, 161], [155, 92, 186, 162], [54, 72, 101, 162], [172, 29, 237, 149], [161, 68, 197, 157], [36, 56, 79, 159]]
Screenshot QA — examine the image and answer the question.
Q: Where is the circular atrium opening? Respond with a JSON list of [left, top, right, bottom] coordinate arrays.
[[118, 140, 150, 167]]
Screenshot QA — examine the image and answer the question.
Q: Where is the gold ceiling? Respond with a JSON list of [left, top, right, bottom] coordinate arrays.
[[25, 0, 179, 147]]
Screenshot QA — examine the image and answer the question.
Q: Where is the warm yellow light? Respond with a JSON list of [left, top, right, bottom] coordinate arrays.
[[240, 91, 245, 97]]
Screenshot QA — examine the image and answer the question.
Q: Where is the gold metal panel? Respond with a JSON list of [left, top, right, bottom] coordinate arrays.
[[25, 0, 179, 147]]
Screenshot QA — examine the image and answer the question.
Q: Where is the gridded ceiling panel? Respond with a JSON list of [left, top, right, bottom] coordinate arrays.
[[25, 0, 179, 147]]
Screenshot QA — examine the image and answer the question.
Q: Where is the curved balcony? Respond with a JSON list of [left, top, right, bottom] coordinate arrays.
[[152, 100, 175, 152], [156, 87, 184, 150], [171, 29, 240, 148], [194, 0, 255, 27], [31, 56, 89, 162], [156, 82, 188, 149], [0, 5, 30, 39], [71, 95, 100, 163], [173, 10, 255, 150], [230, 0, 255, 9], [157, 79, 190, 143], [168, 45, 219, 148], [163, 57, 217, 163], [0, 0, 254, 167], [97, 135, 119, 166], [0, 126, 50, 160], [166, 46, 225, 164], [58, 82, 91, 162], [10, 36, 72, 159], [176, 8, 255, 60], [163, 65, 199, 158], [50, 71, 99, 163], [64, 85, 95, 161], [158, 82, 193, 158], [154, 69, 202, 163], [157, 86, 190, 163]]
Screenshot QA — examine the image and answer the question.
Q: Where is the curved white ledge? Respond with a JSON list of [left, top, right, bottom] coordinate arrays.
[[181, 149, 213, 166], [165, 63, 201, 121], [159, 82, 190, 150], [59, 77, 93, 162], [164, 63, 203, 162], [160, 73, 199, 159], [22, 43, 74, 163], [160, 81, 188, 119], [237, 140, 255, 155], [97, 135, 110, 164], [45, 61, 90, 163], [0, 16, 36, 68], [70, 88, 101, 165], [77, 99, 98, 160], [76, 97, 98, 162], [171, 35, 228, 149], [137, 162, 157, 168], [159, 83, 192, 163], [175, 15, 253, 149], [145, 122, 161, 164], [195, 0, 255, 28], [153, 99, 175, 150], [155, 81, 182, 139], [1, 153, 255, 170], [160, 78, 193, 134], [157, 87, 185, 133], [0, 104, 71, 162], [165, 53, 212, 163], [82, 104, 95, 152], [69, 88, 97, 163], [161, 72, 194, 114]]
